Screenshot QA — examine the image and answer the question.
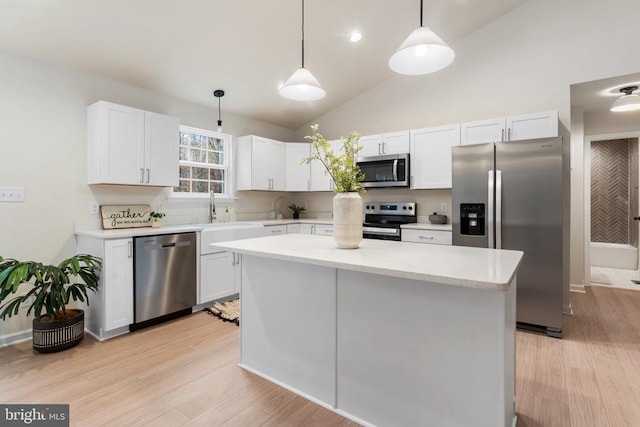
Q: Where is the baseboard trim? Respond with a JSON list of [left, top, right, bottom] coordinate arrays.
[[570, 283, 586, 293], [0, 329, 32, 348]]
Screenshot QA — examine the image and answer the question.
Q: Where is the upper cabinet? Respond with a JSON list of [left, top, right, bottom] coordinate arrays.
[[358, 131, 410, 157], [236, 135, 286, 191], [410, 124, 460, 189], [286, 143, 311, 191], [309, 139, 339, 191], [461, 110, 558, 145], [87, 101, 179, 186]]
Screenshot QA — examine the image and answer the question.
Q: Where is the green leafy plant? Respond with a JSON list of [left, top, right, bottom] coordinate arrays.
[[288, 204, 306, 215], [302, 124, 365, 193], [0, 254, 102, 321], [149, 211, 166, 221]]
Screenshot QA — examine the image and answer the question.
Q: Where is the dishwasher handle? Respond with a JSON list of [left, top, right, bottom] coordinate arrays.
[[162, 242, 176, 248]]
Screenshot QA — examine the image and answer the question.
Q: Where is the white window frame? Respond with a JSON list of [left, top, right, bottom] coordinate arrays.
[[171, 125, 233, 199]]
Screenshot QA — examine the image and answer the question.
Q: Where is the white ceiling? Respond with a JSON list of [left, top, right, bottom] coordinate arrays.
[[0, 0, 529, 130]]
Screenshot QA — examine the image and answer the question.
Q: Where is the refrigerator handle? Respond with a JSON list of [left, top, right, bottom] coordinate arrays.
[[496, 170, 503, 249], [488, 170, 494, 249]]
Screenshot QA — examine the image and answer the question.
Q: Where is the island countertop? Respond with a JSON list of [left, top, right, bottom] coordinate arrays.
[[211, 234, 523, 291]]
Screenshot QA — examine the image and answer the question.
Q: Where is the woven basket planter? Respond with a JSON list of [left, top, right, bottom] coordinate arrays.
[[32, 309, 84, 353]]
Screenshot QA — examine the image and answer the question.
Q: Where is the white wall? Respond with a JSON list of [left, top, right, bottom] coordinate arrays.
[[0, 50, 296, 339], [293, 0, 640, 290]]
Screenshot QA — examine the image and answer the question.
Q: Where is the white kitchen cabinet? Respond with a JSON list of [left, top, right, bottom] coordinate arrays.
[[286, 143, 311, 191], [506, 110, 558, 141], [286, 223, 301, 234], [236, 135, 286, 190], [200, 252, 237, 303], [299, 223, 315, 234], [314, 224, 334, 236], [309, 139, 339, 191], [461, 110, 558, 145], [358, 131, 410, 157], [87, 101, 179, 186], [264, 224, 287, 236], [358, 134, 383, 157], [410, 124, 460, 189], [401, 229, 452, 245], [76, 236, 134, 340], [461, 117, 506, 146]]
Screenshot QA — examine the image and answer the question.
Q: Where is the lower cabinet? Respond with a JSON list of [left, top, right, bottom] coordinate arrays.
[[299, 224, 316, 234], [314, 225, 334, 236], [286, 223, 301, 234], [199, 251, 240, 303], [264, 224, 287, 236], [76, 236, 134, 340], [401, 229, 452, 245]]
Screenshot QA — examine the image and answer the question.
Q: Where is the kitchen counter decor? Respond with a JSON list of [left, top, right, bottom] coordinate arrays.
[[100, 204, 152, 229], [303, 124, 364, 249]]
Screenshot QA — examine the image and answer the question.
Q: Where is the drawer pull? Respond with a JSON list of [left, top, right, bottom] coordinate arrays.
[[419, 235, 434, 240]]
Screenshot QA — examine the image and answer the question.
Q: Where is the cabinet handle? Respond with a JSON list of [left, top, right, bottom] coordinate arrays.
[[378, 143, 382, 155], [508, 128, 512, 141], [419, 235, 434, 240], [146, 168, 150, 184], [128, 241, 133, 257], [307, 179, 310, 191], [382, 142, 386, 154], [501, 129, 505, 141], [272, 229, 282, 234], [140, 168, 144, 184]]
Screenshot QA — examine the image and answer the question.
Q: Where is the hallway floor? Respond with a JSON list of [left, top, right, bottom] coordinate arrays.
[[591, 266, 640, 291]]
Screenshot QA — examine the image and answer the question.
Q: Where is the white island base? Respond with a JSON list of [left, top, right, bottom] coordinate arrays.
[[213, 235, 521, 427]]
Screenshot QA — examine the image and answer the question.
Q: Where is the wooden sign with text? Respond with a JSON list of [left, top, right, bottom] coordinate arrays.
[[100, 205, 152, 229]]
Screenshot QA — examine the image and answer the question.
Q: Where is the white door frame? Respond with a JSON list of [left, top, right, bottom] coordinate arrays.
[[584, 130, 640, 284]]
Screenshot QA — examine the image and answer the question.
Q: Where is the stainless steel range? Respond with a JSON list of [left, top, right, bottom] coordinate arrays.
[[363, 202, 417, 241]]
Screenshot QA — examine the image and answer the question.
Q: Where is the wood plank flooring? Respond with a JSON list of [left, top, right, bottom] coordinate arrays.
[[1, 286, 640, 426]]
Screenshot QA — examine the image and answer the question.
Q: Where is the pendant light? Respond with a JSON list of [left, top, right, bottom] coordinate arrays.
[[214, 89, 224, 132], [611, 86, 640, 112], [389, 0, 455, 75], [279, 0, 326, 101]]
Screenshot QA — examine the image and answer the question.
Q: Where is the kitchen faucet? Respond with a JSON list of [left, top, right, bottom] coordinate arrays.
[[272, 196, 288, 219], [209, 191, 216, 223]]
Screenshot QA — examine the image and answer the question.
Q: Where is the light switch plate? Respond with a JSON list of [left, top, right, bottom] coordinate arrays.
[[89, 201, 99, 215], [441, 202, 448, 212], [0, 187, 25, 202]]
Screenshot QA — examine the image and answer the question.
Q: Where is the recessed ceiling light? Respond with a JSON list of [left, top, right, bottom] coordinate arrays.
[[350, 32, 362, 43]]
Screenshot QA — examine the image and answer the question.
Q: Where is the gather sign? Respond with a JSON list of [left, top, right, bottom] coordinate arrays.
[[100, 205, 152, 229]]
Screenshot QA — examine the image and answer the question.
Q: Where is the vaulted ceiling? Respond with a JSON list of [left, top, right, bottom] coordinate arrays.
[[0, 0, 529, 129]]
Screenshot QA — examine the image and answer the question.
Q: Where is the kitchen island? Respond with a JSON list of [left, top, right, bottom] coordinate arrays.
[[211, 234, 523, 427]]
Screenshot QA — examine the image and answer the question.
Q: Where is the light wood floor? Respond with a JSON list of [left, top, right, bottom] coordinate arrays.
[[1, 286, 640, 426]]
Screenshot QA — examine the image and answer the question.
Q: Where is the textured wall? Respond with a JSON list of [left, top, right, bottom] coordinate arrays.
[[590, 139, 632, 244]]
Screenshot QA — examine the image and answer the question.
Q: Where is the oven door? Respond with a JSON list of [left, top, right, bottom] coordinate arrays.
[[363, 225, 401, 241], [357, 154, 409, 188]]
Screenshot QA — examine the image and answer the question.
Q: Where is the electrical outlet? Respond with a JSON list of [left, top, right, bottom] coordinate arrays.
[[0, 187, 25, 202], [441, 202, 448, 213], [89, 201, 99, 215], [156, 202, 164, 213]]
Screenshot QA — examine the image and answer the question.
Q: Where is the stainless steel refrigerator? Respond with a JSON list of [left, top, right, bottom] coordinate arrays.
[[452, 137, 569, 337]]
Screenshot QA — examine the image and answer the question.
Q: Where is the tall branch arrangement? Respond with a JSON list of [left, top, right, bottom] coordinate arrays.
[[302, 124, 365, 193]]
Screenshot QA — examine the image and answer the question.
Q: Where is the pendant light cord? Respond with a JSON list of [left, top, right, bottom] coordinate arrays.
[[301, 0, 305, 68], [420, 0, 423, 27]]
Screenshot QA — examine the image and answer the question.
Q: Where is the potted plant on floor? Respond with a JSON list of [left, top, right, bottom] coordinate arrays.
[[303, 124, 365, 248], [0, 254, 102, 353], [288, 203, 306, 220]]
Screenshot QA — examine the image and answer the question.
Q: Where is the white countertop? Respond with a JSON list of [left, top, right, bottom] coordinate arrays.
[[211, 234, 522, 291], [401, 223, 452, 231]]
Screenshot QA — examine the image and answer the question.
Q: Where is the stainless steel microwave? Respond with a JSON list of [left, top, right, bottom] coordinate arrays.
[[356, 153, 410, 188]]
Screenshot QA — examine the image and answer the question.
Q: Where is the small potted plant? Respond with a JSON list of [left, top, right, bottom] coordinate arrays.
[[149, 211, 165, 228], [288, 204, 306, 220], [0, 254, 102, 353]]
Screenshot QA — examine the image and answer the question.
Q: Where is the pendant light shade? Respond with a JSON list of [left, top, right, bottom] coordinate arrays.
[[611, 86, 640, 112], [279, 0, 326, 101], [390, 0, 454, 75], [279, 67, 326, 101]]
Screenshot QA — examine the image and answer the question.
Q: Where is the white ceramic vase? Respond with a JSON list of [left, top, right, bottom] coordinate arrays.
[[333, 192, 363, 249]]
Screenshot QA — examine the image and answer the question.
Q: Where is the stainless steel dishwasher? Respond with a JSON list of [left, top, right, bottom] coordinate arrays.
[[132, 232, 197, 329]]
